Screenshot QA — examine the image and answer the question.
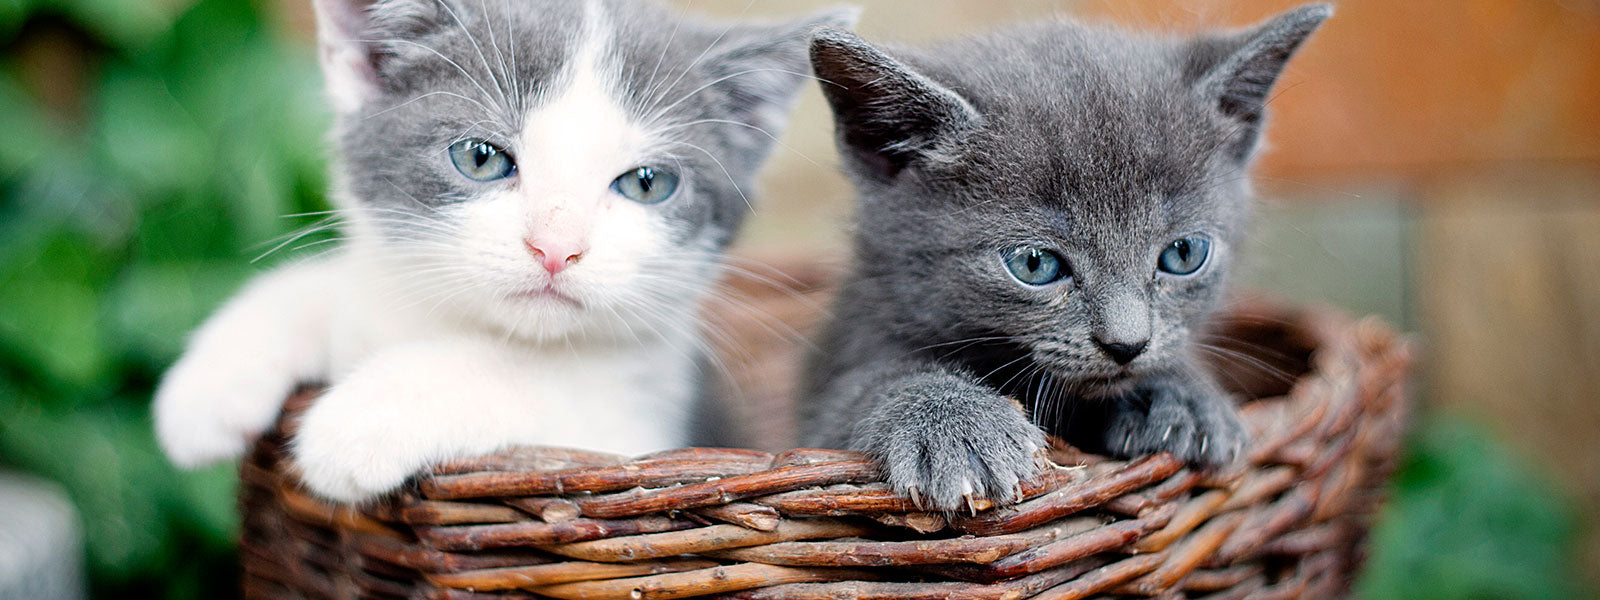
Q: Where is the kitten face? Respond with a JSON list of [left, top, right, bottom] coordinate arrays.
[[316, 0, 851, 340], [813, 6, 1329, 396]]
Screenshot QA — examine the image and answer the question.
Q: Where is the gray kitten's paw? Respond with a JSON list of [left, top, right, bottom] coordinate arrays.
[[861, 389, 1046, 513], [1106, 380, 1248, 467]]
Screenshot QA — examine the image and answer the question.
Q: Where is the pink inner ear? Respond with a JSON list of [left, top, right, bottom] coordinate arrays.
[[313, 0, 383, 114]]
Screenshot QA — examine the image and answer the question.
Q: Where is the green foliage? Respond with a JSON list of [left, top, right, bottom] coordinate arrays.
[[1358, 417, 1591, 600], [0, 0, 329, 596]]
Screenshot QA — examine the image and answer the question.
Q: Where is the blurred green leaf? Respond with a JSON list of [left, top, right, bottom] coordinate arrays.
[[1358, 417, 1588, 600], [103, 260, 251, 364], [53, 0, 182, 49], [0, 0, 30, 39], [92, 65, 212, 197], [0, 0, 325, 595], [0, 230, 115, 390], [0, 72, 57, 175], [0, 396, 212, 578]]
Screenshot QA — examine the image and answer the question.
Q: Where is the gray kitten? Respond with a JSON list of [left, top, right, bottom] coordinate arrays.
[[154, 0, 853, 502], [801, 5, 1331, 511]]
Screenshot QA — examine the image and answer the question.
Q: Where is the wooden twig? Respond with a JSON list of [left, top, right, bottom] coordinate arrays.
[[691, 502, 782, 531], [424, 558, 720, 591], [1029, 552, 1168, 600], [1218, 466, 1296, 512], [353, 533, 555, 573], [1256, 523, 1349, 557], [275, 486, 402, 540], [951, 504, 1175, 582], [953, 454, 1184, 536], [715, 557, 1110, 600], [1172, 565, 1263, 593], [1125, 511, 1246, 594], [1100, 494, 1154, 517], [532, 563, 881, 600], [574, 461, 881, 519], [417, 516, 698, 552], [707, 517, 1100, 568], [769, 448, 866, 467], [505, 496, 583, 523], [870, 512, 947, 534], [1133, 489, 1231, 553], [753, 465, 1086, 517], [433, 447, 627, 475], [541, 519, 873, 563], [1214, 485, 1316, 564], [422, 454, 773, 501], [399, 500, 528, 526]]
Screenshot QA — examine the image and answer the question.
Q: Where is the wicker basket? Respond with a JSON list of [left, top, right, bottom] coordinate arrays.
[[238, 264, 1412, 600]]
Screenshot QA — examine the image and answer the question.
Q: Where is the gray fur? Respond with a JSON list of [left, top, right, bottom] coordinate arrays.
[[801, 5, 1331, 510], [315, 0, 853, 447], [330, 0, 854, 250]]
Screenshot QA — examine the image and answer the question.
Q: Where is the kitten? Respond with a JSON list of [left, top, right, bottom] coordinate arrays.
[[153, 0, 854, 503], [801, 5, 1331, 511]]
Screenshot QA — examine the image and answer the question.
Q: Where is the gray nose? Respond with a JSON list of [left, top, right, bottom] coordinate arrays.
[[1093, 337, 1148, 365]]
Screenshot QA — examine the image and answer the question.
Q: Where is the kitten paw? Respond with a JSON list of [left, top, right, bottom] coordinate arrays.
[[1106, 380, 1248, 466], [864, 391, 1045, 513], [290, 384, 435, 504], [153, 351, 298, 468]]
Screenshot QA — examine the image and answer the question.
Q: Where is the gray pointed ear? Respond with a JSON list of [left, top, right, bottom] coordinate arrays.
[[810, 29, 982, 181], [700, 6, 862, 139], [1188, 3, 1331, 157], [313, 0, 448, 115]]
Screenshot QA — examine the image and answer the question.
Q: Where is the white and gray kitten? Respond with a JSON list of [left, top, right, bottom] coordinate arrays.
[[154, 0, 852, 503], [802, 6, 1331, 511]]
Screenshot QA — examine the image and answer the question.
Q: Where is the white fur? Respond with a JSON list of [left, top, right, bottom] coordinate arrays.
[[155, 1, 716, 503], [312, 0, 379, 115]]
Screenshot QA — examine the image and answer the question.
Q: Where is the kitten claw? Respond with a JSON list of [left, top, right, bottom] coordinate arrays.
[[963, 493, 978, 517], [1200, 435, 1209, 456], [1162, 425, 1174, 442], [907, 485, 925, 511], [1034, 456, 1052, 471]]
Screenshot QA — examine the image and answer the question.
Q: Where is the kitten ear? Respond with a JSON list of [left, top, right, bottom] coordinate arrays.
[[810, 29, 982, 181], [312, 0, 446, 115], [1188, 3, 1332, 157], [702, 7, 862, 139]]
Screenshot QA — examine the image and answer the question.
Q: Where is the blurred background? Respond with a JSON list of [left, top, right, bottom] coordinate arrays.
[[0, 0, 1594, 597]]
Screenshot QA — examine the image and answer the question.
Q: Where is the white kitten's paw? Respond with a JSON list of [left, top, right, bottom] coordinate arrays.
[[290, 382, 437, 504], [153, 352, 297, 469]]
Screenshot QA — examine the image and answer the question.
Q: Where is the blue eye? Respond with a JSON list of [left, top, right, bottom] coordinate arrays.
[[611, 166, 679, 204], [1002, 247, 1067, 286], [1158, 235, 1212, 276], [449, 139, 516, 181]]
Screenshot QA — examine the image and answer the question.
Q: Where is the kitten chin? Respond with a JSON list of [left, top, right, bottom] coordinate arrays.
[[802, 5, 1331, 511], [154, 0, 857, 503]]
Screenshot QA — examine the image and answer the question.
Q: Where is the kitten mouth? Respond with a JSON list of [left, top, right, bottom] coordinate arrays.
[[1072, 371, 1141, 398], [510, 285, 583, 308]]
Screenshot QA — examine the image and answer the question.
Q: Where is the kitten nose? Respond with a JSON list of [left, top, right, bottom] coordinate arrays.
[[523, 238, 585, 275], [1093, 337, 1148, 365]]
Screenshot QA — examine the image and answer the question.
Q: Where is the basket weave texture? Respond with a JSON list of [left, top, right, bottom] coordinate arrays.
[[239, 266, 1412, 600]]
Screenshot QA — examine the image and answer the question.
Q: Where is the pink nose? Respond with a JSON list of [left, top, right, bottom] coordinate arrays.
[[523, 238, 585, 275]]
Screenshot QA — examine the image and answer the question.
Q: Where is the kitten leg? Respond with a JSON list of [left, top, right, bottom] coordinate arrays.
[[1105, 364, 1248, 466], [153, 256, 343, 468], [815, 359, 1045, 512], [289, 338, 553, 503]]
